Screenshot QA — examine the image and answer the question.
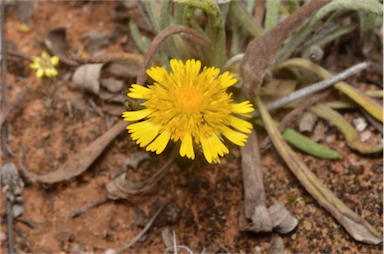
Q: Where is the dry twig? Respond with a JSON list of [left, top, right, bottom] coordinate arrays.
[[116, 203, 168, 253]]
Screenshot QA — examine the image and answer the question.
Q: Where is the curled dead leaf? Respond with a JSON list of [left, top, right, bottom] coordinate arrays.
[[72, 64, 104, 94], [44, 27, 78, 66], [107, 150, 177, 200]]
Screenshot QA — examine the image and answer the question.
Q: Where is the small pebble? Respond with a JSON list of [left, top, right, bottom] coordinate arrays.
[[360, 130, 371, 142], [371, 163, 383, 174], [0, 231, 7, 242], [105, 248, 117, 254], [254, 246, 261, 252], [325, 134, 335, 143], [348, 163, 364, 175], [303, 220, 312, 231], [353, 117, 368, 132]]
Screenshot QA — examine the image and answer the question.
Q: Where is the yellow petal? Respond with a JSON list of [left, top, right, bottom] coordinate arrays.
[[222, 126, 248, 146], [128, 84, 151, 99], [185, 59, 201, 78], [146, 66, 168, 83], [36, 69, 44, 78], [200, 137, 213, 163], [128, 121, 159, 147], [228, 115, 253, 133], [180, 133, 195, 159], [170, 59, 184, 74], [209, 134, 229, 157], [218, 71, 237, 88], [45, 68, 58, 77], [122, 109, 152, 121], [147, 130, 171, 154], [29, 62, 39, 69], [51, 56, 60, 65], [231, 101, 254, 116]]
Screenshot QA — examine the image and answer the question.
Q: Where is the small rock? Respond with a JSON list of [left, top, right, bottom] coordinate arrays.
[[0, 231, 7, 242], [353, 117, 368, 132], [360, 130, 371, 142], [348, 163, 364, 175], [105, 248, 117, 254], [254, 246, 261, 252], [371, 163, 383, 174], [100, 78, 124, 93], [298, 111, 318, 133], [303, 220, 312, 231]]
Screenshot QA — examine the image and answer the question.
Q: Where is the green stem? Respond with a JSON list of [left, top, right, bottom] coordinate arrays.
[[177, 0, 226, 68]]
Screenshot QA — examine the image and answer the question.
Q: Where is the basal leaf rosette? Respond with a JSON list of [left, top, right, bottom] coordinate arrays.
[[122, 59, 254, 163]]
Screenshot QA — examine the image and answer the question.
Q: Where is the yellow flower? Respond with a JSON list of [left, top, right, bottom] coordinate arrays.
[[30, 51, 59, 78], [122, 59, 254, 163]]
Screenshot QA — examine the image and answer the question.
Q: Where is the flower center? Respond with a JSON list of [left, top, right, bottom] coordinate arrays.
[[40, 56, 52, 68], [175, 87, 204, 113]]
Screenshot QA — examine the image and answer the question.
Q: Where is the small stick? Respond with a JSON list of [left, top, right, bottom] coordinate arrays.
[[116, 203, 168, 253], [69, 197, 109, 218], [67, 52, 143, 64], [359, 107, 383, 134], [259, 62, 371, 113], [6, 199, 15, 254], [1, 2, 15, 253]]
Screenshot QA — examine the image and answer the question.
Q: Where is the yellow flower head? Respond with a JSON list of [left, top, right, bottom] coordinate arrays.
[[122, 59, 254, 163], [30, 51, 59, 78]]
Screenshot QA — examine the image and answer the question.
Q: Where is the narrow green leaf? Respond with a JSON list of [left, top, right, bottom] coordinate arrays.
[[265, 0, 281, 31], [254, 118, 341, 159]]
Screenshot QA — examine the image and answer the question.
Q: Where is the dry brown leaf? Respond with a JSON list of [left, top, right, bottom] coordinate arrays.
[[44, 27, 78, 66], [23, 121, 126, 184], [72, 64, 104, 94], [240, 0, 330, 98], [104, 61, 140, 78], [100, 78, 124, 93], [107, 150, 177, 200], [81, 30, 110, 53]]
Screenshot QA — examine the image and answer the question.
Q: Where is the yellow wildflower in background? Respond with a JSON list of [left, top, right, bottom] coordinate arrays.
[[123, 59, 254, 163], [30, 51, 59, 78]]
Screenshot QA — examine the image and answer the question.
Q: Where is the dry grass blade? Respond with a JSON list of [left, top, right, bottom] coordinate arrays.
[[136, 25, 211, 85], [116, 203, 168, 253], [23, 121, 127, 184], [334, 82, 383, 122], [309, 104, 382, 154], [255, 95, 382, 245]]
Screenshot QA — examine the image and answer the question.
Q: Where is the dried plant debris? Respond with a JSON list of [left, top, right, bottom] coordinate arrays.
[[44, 26, 77, 66], [23, 121, 126, 184], [72, 63, 104, 94], [240, 130, 298, 233], [1, 163, 24, 217], [240, 0, 330, 97], [256, 95, 382, 244], [107, 151, 177, 200]]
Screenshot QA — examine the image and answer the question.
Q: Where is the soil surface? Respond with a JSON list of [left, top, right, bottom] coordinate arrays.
[[1, 2, 382, 253]]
